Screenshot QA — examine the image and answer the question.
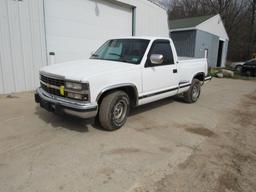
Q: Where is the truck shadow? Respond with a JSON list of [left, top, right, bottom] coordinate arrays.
[[34, 96, 185, 132], [35, 106, 91, 133]]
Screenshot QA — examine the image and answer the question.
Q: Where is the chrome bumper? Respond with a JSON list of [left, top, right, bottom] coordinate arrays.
[[35, 88, 98, 119]]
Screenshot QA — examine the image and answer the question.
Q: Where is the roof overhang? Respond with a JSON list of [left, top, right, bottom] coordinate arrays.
[[170, 27, 196, 32], [113, 0, 167, 10]]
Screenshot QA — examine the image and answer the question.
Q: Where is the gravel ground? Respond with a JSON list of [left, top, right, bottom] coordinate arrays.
[[0, 78, 255, 192]]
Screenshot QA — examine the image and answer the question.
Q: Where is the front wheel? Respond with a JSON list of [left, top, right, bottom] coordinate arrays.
[[183, 79, 201, 103], [99, 91, 130, 131]]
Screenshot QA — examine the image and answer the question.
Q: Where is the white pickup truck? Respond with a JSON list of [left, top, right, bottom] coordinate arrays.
[[35, 37, 211, 130]]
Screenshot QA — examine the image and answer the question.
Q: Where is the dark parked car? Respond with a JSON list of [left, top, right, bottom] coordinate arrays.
[[241, 59, 256, 76]]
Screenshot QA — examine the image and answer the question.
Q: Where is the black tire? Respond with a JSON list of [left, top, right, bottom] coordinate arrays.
[[183, 79, 201, 103], [99, 91, 130, 131], [235, 65, 242, 72]]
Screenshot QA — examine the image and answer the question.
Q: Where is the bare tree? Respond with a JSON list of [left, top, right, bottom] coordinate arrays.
[[248, 0, 256, 56]]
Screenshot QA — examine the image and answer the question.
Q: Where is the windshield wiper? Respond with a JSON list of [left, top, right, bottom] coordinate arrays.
[[119, 59, 136, 64]]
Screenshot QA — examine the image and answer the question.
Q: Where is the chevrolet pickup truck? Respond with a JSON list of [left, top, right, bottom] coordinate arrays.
[[35, 37, 211, 131]]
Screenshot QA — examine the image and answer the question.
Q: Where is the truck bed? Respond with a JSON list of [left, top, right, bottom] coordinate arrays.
[[178, 57, 208, 84], [178, 57, 207, 62]]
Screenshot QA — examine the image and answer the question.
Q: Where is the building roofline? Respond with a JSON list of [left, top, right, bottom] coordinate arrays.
[[146, 0, 167, 10], [169, 15, 214, 30]]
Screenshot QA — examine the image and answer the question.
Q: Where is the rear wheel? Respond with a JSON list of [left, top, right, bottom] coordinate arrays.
[[99, 91, 130, 131], [183, 79, 201, 103]]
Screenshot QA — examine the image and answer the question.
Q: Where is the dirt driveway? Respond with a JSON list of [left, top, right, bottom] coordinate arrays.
[[0, 79, 255, 192]]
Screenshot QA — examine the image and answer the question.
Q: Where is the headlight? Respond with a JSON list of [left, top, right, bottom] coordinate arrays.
[[65, 82, 83, 90], [65, 81, 90, 101]]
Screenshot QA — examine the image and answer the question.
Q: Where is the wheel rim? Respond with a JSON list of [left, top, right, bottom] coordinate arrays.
[[112, 100, 128, 124], [236, 66, 242, 72], [192, 84, 200, 101]]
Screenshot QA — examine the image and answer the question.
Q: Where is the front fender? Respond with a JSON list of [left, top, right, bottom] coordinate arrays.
[[95, 83, 139, 106]]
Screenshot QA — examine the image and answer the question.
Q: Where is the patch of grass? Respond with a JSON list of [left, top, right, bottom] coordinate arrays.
[[230, 73, 256, 80], [227, 68, 256, 80], [208, 68, 220, 77]]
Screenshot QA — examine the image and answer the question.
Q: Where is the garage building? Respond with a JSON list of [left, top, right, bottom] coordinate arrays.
[[170, 14, 229, 68], [0, 0, 168, 94]]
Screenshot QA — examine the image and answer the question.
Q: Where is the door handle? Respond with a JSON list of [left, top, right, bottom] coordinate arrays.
[[173, 69, 178, 73]]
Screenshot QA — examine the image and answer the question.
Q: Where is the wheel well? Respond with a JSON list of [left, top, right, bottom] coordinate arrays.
[[193, 73, 205, 82], [97, 86, 138, 108]]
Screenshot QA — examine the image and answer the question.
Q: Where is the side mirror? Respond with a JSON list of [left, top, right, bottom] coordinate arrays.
[[150, 54, 164, 65]]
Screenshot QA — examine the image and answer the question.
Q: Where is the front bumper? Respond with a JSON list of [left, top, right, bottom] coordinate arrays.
[[35, 88, 98, 119]]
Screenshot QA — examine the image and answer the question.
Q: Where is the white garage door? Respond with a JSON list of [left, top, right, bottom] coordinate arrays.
[[44, 0, 133, 64]]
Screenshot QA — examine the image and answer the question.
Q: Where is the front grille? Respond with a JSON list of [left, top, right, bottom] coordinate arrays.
[[41, 83, 64, 97], [40, 74, 89, 101], [40, 74, 65, 97], [40, 75, 64, 87]]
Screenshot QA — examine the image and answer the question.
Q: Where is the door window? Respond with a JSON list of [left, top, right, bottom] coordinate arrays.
[[147, 41, 174, 67]]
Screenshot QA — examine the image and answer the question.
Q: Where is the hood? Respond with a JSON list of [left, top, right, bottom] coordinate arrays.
[[40, 59, 138, 82]]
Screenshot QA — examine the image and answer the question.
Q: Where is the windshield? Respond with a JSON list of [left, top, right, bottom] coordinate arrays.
[[90, 39, 150, 64]]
